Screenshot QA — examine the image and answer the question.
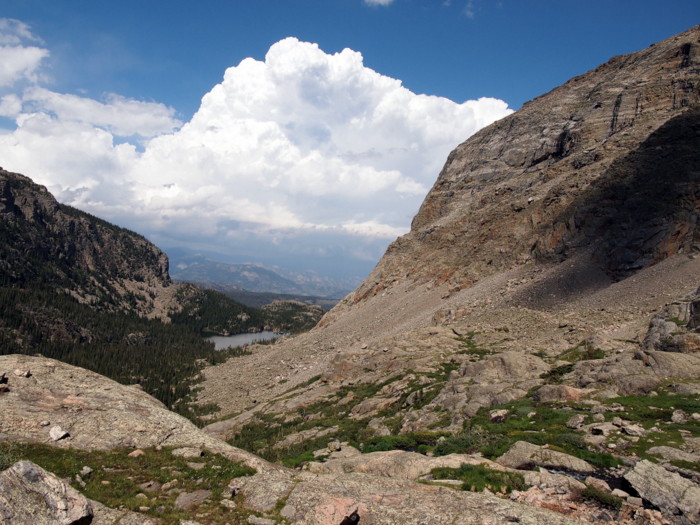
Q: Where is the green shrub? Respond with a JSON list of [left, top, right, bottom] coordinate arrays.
[[432, 463, 527, 494], [540, 364, 575, 384], [434, 430, 487, 456], [582, 486, 623, 510]]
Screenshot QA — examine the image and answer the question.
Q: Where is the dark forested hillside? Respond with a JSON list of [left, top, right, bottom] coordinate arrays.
[[0, 168, 318, 421]]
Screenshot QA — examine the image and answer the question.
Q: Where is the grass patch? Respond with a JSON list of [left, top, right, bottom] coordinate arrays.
[[540, 363, 575, 384], [558, 341, 605, 362], [0, 442, 255, 524], [455, 332, 495, 359], [431, 400, 622, 469], [582, 486, 623, 510], [431, 463, 527, 494]]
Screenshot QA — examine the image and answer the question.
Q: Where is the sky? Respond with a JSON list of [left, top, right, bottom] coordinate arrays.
[[0, 1, 697, 284]]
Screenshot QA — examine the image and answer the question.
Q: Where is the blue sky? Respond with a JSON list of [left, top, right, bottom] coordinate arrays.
[[0, 1, 697, 283]]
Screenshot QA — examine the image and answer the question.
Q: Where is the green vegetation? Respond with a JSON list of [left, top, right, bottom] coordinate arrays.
[[433, 400, 622, 468], [582, 486, 623, 510], [431, 463, 527, 494], [558, 341, 605, 362], [230, 365, 458, 465], [0, 442, 255, 524], [170, 288, 267, 335], [601, 392, 700, 463], [455, 332, 495, 359], [0, 284, 259, 425], [539, 363, 575, 384]]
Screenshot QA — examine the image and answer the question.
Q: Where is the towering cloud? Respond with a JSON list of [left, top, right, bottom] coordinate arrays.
[[0, 27, 511, 277]]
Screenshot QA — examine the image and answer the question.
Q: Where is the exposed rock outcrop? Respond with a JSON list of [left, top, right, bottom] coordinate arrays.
[[495, 441, 594, 474], [625, 460, 700, 525], [238, 469, 588, 525], [0, 460, 93, 525], [0, 354, 275, 473]]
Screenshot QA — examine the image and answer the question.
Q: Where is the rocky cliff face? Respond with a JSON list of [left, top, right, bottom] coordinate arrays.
[[350, 26, 699, 303], [0, 169, 176, 319]]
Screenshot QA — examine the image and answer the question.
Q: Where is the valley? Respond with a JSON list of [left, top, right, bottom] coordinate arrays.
[[1, 24, 700, 525]]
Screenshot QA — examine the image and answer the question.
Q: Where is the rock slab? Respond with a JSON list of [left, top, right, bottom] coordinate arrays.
[[0, 460, 93, 525], [496, 441, 594, 473], [624, 460, 700, 525]]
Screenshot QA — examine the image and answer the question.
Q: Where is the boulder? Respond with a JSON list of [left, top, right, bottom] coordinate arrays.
[[171, 447, 203, 458], [49, 425, 69, 441], [0, 460, 93, 525], [647, 446, 700, 464], [495, 441, 594, 473], [533, 385, 592, 403], [624, 460, 700, 525], [566, 414, 586, 429], [308, 450, 502, 480], [173, 489, 212, 510]]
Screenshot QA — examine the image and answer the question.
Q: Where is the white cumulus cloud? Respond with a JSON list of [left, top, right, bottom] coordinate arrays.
[[0, 19, 48, 87], [0, 35, 511, 278], [22, 87, 182, 137]]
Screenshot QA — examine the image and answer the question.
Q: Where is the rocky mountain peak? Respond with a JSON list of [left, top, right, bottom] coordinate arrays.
[[350, 25, 699, 304], [0, 168, 174, 318]]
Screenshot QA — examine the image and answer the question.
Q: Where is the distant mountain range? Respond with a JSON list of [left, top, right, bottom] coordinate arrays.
[[168, 251, 355, 299]]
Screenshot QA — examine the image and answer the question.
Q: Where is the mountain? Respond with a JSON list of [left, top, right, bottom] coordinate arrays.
[[169, 251, 354, 298], [2, 26, 700, 525], [0, 169, 321, 414], [195, 26, 700, 524], [0, 170, 175, 318]]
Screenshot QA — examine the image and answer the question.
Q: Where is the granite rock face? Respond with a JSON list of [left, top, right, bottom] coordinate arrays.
[[239, 470, 588, 525], [350, 26, 700, 303], [0, 353, 275, 473], [0, 460, 93, 525], [624, 460, 700, 525]]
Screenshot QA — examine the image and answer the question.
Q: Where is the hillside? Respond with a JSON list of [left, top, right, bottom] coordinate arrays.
[[0, 169, 319, 414], [194, 25, 700, 525]]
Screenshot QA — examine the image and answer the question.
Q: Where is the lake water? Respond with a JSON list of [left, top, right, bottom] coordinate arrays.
[[207, 331, 283, 350]]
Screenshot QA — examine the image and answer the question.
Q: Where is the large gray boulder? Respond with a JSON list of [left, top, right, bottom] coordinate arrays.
[[0, 354, 276, 473], [0, 460, 93, 525], [495, 441, 594, 473], [308, 449, 503, 479], [624, 460, 700, 525]]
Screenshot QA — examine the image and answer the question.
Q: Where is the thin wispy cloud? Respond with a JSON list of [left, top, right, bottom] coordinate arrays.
[[464, 0, 476, 19]]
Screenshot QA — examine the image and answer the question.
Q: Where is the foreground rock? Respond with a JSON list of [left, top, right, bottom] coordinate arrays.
[[0, 460, 157, 525], [0, 354, 275, 473], [238, 470, 587, 525], [308, 449, 501, 479], [624, 460, 700, 525], [0, 460, 93, 525]]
